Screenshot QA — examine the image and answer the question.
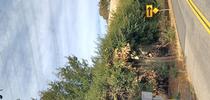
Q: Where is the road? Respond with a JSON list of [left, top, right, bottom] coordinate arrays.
[[172, 0, 210, 99]]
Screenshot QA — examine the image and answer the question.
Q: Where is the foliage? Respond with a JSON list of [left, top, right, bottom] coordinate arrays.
[[41, 0, 162, 99], [40, 56, 92, 100], [170, 64, 178, 78], [161, 27, 176, 45], [154, 63, 169, 79], [108, 0, 160, 51], [99, 0, 110, 20]]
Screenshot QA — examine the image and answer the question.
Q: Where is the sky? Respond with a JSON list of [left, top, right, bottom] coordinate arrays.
[[0, 0, 107, 99]]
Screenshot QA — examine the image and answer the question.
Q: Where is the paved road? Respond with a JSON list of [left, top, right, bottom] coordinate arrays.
[[193, 0, 210, 21], [172, 0, 210, 99]]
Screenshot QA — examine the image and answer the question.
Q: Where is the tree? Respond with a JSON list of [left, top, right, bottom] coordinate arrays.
[[40, 56, 92, 100], [41, 0, 162, 99], [99, 0, 110, 20]]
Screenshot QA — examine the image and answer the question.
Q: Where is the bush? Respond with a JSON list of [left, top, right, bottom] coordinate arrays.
[[109, 0, 160, 51], [40, 56, 92, 100], [41, 0, 162, 99]]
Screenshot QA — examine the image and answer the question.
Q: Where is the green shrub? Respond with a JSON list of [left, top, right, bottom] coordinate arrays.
[[109, 0, 160, 51], [41, 0, 162, 99]]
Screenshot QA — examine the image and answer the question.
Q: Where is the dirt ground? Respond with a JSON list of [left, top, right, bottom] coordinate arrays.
[[167, 0, 197, 99], [168, 60, 197, 100]]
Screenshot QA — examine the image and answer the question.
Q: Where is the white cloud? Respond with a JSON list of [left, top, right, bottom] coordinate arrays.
[[0, 0, 106, 99]]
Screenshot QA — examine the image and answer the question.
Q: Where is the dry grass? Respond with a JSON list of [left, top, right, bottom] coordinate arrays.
[[168, 61, 197, 100], [167, 0, 197, 99], [108, 0, 120, 24]]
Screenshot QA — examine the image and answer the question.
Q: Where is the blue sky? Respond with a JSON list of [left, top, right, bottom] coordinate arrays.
[[0, 0, 106, 99]]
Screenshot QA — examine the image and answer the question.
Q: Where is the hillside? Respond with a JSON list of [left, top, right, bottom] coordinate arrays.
[[39, 0, 191, 99]]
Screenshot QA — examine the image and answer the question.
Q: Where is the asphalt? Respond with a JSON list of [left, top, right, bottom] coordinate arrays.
[[172, 0, 210, 99], [193, 0, 210, 21]]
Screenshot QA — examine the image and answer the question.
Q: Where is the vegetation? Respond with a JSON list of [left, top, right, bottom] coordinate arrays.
[[99, 0, 110, 20], [41, 0, 176, 100], [40, 56, 92, 100], [108, 0, 160, 51]]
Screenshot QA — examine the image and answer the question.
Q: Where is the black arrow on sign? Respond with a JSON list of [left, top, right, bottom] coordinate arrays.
[[148, 7, 152, 16]]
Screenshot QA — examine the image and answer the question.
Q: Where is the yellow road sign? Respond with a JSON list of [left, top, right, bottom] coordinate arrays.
[[146, 5, 159, 18], [153, 8, 159, 14], [146, 5, 153, 17]]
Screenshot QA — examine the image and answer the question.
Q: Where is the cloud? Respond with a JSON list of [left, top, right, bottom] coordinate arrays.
[[0, 0, 106, 99]]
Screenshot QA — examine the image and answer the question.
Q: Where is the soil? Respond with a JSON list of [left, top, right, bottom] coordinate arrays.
[[167, 0, 197, 99]]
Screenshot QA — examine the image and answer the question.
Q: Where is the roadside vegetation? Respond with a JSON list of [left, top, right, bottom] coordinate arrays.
[[40, 0, 178, 100], [99, 0, 110, 20]]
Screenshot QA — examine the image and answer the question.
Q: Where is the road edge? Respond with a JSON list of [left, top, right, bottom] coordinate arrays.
[[168, 0, 183, 61], [168, 0, 197, 99]]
